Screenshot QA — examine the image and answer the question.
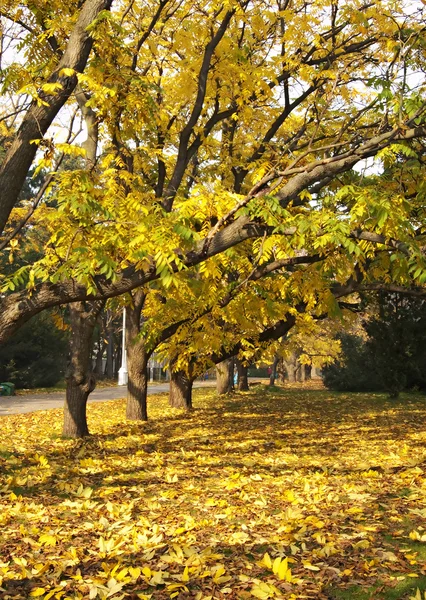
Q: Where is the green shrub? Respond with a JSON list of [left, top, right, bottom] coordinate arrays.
[[0, 312, 68, 389]]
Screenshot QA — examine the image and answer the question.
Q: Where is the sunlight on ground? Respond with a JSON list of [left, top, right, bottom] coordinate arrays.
[[1, 387, 426, 599]]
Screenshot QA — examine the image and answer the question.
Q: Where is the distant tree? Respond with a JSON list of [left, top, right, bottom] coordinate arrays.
[[365, 293, 426, 397], [323, 294, 426, 397], [322, 333, 381, 393], [0, 312, 68, 388]]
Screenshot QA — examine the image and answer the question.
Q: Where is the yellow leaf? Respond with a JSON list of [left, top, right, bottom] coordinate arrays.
[[277, 557, 289, 581], [250, 583, 275, 599], [30, 589, 46, 597], [262, 553, 272, 569], [59, 68, 76, 77], [150, 570, 165, 585], [250, 587, 270, 600], [167, 583, 189, 591], [39, 534, 57, 547], [182, 566, 190, 582], [41, 82, 63, 94], [272, 556, 281, 575], [303, 562, 320, 571], [129, 567, 141, 580], [116, 567, 129, 581]]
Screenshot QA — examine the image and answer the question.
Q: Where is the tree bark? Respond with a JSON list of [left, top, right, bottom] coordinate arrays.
[[236, 359, 249, 391], [169, 369, 194, 409], [127, 348, 148, 420], [64, 378, 92, 438], [269, 356, 279, 386], [125, 291, 149, 421], [105, 321, 115, 379], [63, 301, 103, 438], [216, 358, 234, 394], [94, 339, 105, 377], [298, 362, 306, 382], [277, 358, 286, 383], [284, 353, 298, 383], [126, 344, 148, 421]]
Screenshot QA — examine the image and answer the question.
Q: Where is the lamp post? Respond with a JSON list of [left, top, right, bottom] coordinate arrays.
[[118, 307, 128, 386]]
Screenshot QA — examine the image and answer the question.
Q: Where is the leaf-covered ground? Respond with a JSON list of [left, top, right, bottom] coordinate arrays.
[[1, 387, 426, 600]]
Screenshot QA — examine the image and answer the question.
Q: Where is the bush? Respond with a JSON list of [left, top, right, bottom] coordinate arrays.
[[0, 312, 68, 389]]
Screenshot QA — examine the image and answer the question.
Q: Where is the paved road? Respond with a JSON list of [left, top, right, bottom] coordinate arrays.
[[0, 381, 215, 416]]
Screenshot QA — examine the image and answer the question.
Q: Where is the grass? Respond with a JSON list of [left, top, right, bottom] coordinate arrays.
[[329, 576, 426, 600], [0, 386, 426, 599], [15, 379, 118, 395], [14, 379, 184, 395]]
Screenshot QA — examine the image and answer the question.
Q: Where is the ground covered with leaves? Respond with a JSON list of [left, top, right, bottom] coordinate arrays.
[[1, 387, 426, 600]]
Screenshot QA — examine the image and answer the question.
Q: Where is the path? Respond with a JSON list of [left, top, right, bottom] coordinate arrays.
[[0, 381, 216, 416]]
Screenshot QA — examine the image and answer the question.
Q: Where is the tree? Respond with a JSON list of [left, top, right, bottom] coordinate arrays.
[[323, 293, 426, 397], [322, 333, 380, 392], [366, 293, 426, 397], [0, 0, 426, 347]]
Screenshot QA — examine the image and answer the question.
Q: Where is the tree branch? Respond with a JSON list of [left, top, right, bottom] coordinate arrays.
[[0, 0, 113, 238]]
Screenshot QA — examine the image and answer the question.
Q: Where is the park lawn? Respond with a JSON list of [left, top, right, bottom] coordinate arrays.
[[0, 388, 426, 599], [15, 380, 120, 395]]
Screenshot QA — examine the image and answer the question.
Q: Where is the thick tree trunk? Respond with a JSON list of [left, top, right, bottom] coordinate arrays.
[[311, 365, 321, 379], [298, 362, 306, 382], [236, 360, 249, 391], [64, 379, 93, 437], [126, 344, 148, 420], [169, 369, 194, 409], [286, 366, 296, 383], [216, 358, 234, 394], [63, 302, 102, 438], [284, 353, 298, 383], [125, 291, 149, 421]]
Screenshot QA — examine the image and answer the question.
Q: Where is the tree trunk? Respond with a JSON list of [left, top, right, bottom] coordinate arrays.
[[105, 323, 114, 379], [126, 343, 148, 420], [236, 359, 249, 391], [311, 365, 320, 379], [63, 302, 103, 438], [113, 341, 121, 378], [269, 356, 279, 386], [298, 362, 306, 382], [94, 338, 105, 377], [284, 353, 298, 383], [216, 358, 233, 394], [64, 378, 92, 437], [125, 291, 149, 421], [277, 358, 286, 384], [169, 369, 194, 409]]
